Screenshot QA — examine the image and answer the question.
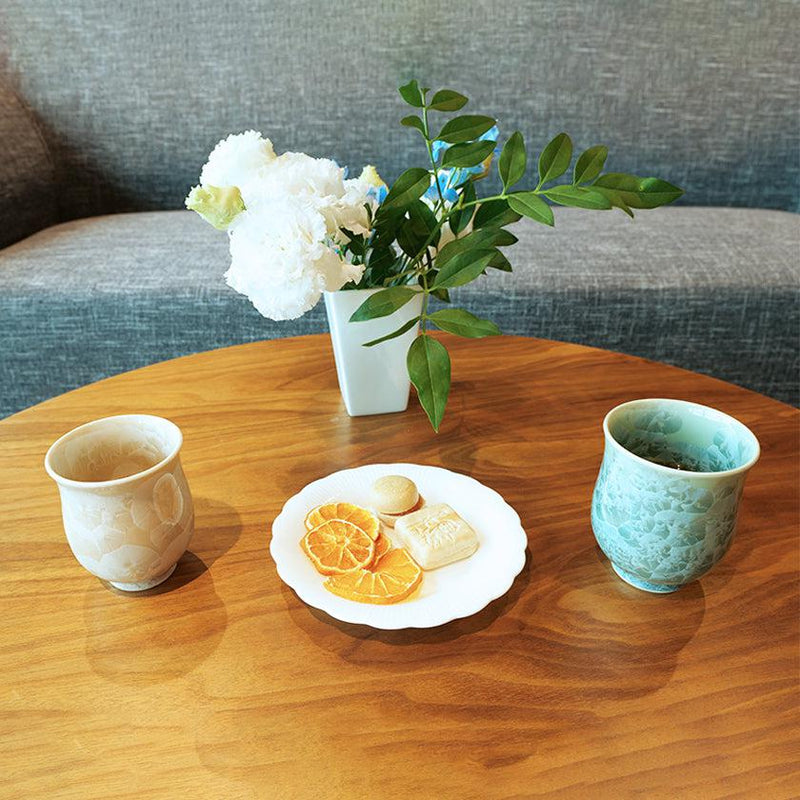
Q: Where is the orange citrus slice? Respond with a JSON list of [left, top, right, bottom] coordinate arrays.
[[367, 533, 392, 569], [324, 548, 422, 604], [304, 502, 380, 540], [301, 519, 376, 575]]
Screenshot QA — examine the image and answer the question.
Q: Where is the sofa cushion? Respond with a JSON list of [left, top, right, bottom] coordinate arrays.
[[0, 207, 797, 417], [0, 81, 57, 248]]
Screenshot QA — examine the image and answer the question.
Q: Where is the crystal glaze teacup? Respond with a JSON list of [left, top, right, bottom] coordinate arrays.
[[45, 415, 194, 591], [591, 399, 759, 593]]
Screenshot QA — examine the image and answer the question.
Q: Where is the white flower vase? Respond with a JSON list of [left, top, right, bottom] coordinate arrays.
[[324, 288, 423, 416]]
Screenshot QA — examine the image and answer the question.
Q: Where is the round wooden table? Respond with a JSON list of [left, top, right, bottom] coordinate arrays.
[[1, 335, 797, 799]]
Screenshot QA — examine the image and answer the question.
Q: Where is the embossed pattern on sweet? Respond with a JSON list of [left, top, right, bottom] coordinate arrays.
[[394, 502, 479, 570]]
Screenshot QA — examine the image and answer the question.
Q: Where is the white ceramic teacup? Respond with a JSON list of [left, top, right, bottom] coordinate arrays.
[[45, 414, 194, 591]]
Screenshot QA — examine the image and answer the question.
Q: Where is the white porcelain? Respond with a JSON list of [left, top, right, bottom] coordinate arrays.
[[324, 288, 423, 416], [45, 415, 194, 591], [270, 463, 528, 629]]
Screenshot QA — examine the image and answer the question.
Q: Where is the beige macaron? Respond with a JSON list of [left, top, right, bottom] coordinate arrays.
[[371, 475, 421, 527]]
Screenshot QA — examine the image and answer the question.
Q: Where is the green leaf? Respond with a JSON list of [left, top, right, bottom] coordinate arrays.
[[435, 228, 515, 268], [437, 115, 496, 144], [349, 286, 419, 322], [592, 188, 635, 217], [362, 316, 420, 347], [441, 139, 496, 169], [487, 251, 512, 271], [407, 335, 451, 431], [409, 199, 439, 240], [428, 308, 501, 338], [372, 209, 403, 241], [440, 228, 519, 252], [368, 245, 395, 271], [472, 198, 522, 229], [340, 229, 366, 258], [396, 226, 422, 259], [484, 228, 517, 246], [593, 174, 684, 208], [448, 182, 476, 235], [401, 115, 425, 134], [398, 80, 424, 108], [381, 168, 431, 211], [573, 145, 608, 185], [498, 131, 527, 190], [538, 132, 573, 185], [363, 246, 397, 285], [507, 192, 555, 226], [432, 249, 496, 289], [430, 287, 451, 303], [397, 199, 439, 257], [428, 89, 468, 112], [543, 185, 612, 209]]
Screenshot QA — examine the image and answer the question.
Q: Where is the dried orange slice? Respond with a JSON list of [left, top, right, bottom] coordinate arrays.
[[324, 548, 422, 604], [367, 533, 392, 569], [304, 502, 380, 540], [301, 519, 376, 575], [303, 505, 325, 530]]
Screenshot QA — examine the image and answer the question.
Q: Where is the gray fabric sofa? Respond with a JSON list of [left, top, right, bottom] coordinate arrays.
[[1, 1, 798, 418]]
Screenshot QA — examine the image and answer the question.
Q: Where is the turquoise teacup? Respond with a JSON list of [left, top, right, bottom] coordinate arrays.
[[591, 398, 760, 593]]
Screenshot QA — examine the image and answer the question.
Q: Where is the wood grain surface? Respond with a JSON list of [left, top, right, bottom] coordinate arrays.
[[1, 334, 798, 800]]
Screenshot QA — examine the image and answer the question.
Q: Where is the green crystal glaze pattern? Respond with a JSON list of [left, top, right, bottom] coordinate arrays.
[[612, 406, 750, 473], [591, 400, 758, 592]]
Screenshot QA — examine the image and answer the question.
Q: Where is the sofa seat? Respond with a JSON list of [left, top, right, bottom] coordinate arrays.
[[1, 207, 797, 417]]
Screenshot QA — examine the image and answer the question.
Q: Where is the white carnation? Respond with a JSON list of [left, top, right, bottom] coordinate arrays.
[[200, 130, 276, 190], [242, 151, 372, 237], [247, 152, 343, 203], [225, 201, 364, 321], [194, 131, 376, 321], [337, 174, 375, 235]]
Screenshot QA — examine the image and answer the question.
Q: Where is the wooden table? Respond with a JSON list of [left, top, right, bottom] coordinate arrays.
[[1, 335, 798, 799]]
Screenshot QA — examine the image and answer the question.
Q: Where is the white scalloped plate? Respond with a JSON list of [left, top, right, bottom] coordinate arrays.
[[269, 463, 528, 629]]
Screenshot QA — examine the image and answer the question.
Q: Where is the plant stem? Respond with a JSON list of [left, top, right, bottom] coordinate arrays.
[[422, 105, 447, 212], [420, 253, 431, 334], [383, 264, 421, 285]]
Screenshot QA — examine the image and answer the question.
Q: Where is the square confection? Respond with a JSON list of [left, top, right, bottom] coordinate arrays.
[[393, 503, 479, 570]]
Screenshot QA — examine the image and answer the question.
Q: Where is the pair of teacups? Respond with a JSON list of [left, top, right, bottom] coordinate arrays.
[[45, 398, 759, 594]]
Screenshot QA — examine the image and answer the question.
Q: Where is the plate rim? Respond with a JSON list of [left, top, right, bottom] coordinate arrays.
[[269, 462, 528, 630]]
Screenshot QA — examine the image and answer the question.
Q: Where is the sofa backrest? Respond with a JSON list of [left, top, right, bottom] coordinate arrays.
[[2, 0, 798, 223], [0, 79, 57, 247]]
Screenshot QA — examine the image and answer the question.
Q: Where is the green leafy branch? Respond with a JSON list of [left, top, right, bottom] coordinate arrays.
[[347, 79, 684, 432]]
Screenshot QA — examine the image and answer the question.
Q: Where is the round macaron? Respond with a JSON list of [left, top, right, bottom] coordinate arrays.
[[371, 475, 421, 527]]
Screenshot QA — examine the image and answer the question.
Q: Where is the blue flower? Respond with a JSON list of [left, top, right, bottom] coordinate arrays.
[[426, 125, 500, 204], [368, 183, 388, 204]]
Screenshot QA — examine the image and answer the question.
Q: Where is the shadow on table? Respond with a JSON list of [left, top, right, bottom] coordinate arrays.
[[81, 497, 242, 686], [283, 548, 533, 647], [286, 540, 705, 701], [517, 543, 708, 700]]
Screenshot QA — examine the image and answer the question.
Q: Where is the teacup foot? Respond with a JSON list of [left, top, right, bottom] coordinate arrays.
[[611, 563, 682, 594], [108, 563, 177, 592]]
